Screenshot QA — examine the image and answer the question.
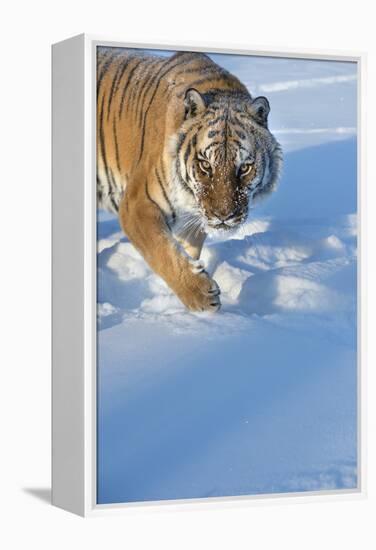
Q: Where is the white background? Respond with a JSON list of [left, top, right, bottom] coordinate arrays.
[[1, 1, 374, 548]]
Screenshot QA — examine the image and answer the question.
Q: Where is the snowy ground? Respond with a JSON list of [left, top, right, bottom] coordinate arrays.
[[96, 54, 358, 504]]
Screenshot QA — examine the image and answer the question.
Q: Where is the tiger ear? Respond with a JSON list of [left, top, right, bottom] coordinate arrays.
[[184, 88, 206, 119], [249, 96, 270, 127]]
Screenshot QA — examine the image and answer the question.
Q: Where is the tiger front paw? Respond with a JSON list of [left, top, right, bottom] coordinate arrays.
[[176, 262, 221, 312]]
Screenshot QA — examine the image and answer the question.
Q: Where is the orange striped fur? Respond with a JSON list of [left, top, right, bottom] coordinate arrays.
[[97, 47, 282, 311]]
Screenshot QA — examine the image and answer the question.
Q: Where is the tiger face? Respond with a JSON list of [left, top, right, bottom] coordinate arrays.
[[175, 88, 282, 234]]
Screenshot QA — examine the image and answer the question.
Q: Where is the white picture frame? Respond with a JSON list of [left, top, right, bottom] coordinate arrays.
[[52, 33, 366, 517]]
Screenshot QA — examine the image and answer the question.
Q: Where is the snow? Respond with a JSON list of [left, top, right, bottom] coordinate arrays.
[[96, 53, 358, 504]]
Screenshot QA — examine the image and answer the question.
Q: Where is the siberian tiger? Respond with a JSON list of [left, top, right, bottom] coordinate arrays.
[[97, 47, 282, 312]]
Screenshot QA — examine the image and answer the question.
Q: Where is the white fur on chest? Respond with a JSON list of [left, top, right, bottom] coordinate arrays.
[[168, 166, 202, 236]]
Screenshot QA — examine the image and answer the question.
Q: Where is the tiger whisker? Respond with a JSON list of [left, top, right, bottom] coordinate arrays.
[[176, 218, 198, 234], [175, 214, 202, 235]]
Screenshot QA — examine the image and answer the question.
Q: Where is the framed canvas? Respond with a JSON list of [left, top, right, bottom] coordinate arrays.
[[52, 34, 366, 516]]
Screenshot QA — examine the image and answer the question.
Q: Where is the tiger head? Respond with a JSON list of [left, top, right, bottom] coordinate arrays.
[[174, 88, 283, 234]]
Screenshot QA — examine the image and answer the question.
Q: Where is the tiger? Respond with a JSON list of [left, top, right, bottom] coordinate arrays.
[[97, 47, 282, 312]]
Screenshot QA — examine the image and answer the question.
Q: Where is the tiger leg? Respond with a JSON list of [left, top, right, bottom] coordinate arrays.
[[118, 182, 220, 312], [175, 229, 207, 261]]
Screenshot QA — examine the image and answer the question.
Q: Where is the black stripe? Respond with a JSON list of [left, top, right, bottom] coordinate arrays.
[[175, 120, 201, 157], [234, 115, 251, 131], [235, 129, 246, 140], [112, 118, 121, 172], [228, 114, 246, 127], [207, 130, 219, 138], [118, 58, 146, 118], [109, 192, 118, 212], [107, 58, 130, 121], [97, 51, 119, 98], [184, 140, 192, 166], [206, 103, 220, 110], [232, 116, 249, 132], [98, 95, 112, 190], [137, 53, 199, 163], [125, 57, 153, 116], [203, 141, 222, 154], [176, 157, 195, 197], [229, 138, 247, 150], [191, 164, 198, 183], [115, 56, 134, 93], [108, 168, 121, 212], [96, 175, 103, 204], [182, 140, 193, 182], [160, 160, 167, 182], [136, 54, 189, 124], [207, 115, 226, 126], [203, 107, 220, 116], [155, 167, 176, 222], [109, 168, 119, 203], [176, 131, 187, 158], [145, 180, 171, 230], [135, 58, 163, 125], [135, 60, 168, 110]]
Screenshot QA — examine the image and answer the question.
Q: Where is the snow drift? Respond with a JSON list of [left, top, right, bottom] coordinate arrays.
[[96, 137, 357, 504]]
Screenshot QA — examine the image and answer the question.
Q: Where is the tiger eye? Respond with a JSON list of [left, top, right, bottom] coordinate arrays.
[[199, 160, 212, 173], [239, 162, 253, 177]]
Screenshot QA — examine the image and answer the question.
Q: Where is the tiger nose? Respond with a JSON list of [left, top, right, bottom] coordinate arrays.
[[213, 207, 241, 221]]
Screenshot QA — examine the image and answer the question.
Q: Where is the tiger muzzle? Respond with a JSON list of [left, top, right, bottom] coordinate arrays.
[[207, 206, 246, 229]]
